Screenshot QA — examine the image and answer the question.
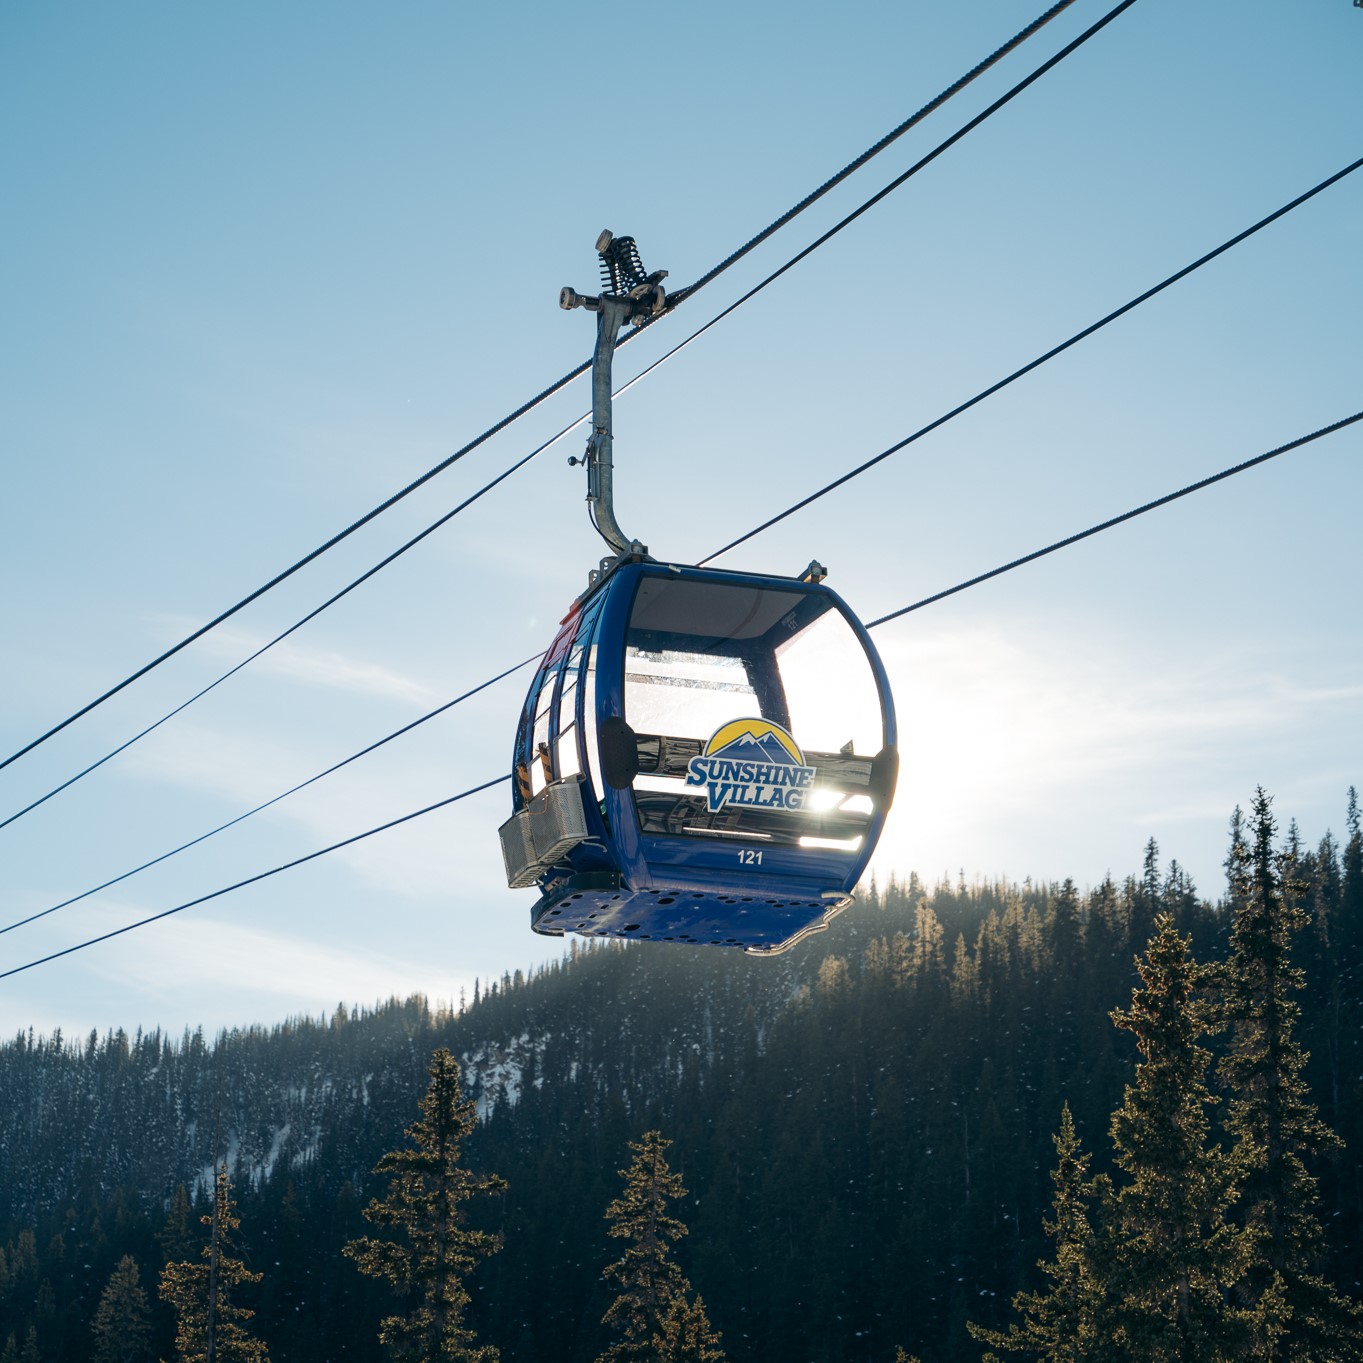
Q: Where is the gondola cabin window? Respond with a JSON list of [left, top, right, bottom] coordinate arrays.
[[622, 576, 886, 846]]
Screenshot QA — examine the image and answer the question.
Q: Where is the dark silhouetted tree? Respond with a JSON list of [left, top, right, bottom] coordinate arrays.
[[597, 1131, 724, 1363], [344, 1046, 504, 1362], [159, 1164, 270, 1362], [158, 1185, 198, 1266], [1225, 805, 1249, 915], [969, 1103, 1106, 1361], [1102, 916, 1248, 1362], [92, 1254, 152, 1363], [1220, 788, 1363, 1360]]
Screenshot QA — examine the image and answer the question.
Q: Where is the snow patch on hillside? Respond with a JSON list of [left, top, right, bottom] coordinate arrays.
[[462, 1032, 545, 1119]]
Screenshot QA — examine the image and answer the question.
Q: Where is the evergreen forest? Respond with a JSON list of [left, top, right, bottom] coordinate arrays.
[[1, 790, 1360, 1362]]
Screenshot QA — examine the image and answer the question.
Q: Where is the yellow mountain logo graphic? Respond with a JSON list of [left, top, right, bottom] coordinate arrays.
[[702, 719, 806, 765], [687, 719, 816, 813]]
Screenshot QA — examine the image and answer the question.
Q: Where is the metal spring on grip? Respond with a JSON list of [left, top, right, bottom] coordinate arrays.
[[598, 235, 649, 295]]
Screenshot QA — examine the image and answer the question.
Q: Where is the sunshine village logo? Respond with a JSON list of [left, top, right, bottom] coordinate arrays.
[[685, 719, 817, 813]]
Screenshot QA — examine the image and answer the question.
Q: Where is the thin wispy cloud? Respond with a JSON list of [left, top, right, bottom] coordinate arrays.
[[122, 721, 325, 807], [116, 710, 510, 903], [148, 615, 441, 708], [872, 616, 1362, 889], [16, 900, 469, 1030]]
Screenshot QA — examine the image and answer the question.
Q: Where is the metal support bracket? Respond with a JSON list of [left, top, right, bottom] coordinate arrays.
[[561, 231, 667, 570]]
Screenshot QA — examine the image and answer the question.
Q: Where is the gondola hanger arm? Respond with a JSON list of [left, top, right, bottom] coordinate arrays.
[[562, 231, 667, 578]]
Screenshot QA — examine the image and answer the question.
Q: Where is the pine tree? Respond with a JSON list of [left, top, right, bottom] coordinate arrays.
[[1219, 788, 1363, 1360], [968, 1103, 1105, 1361], [597, 1131, 724, 1363], [159, 1185, 198, 1266], [1130, 838, 1162, 947], [1048, 879, 1082, 974], [344, 1046, 504, 1362], [1342, 786, 1363, 964], [92, 1254, 152, 1363], [1225, 805, 1249, 914], [652, 1291, 727, 1363], [1101, 915, 1249, 1362], [158, 1164, 270, 1363]]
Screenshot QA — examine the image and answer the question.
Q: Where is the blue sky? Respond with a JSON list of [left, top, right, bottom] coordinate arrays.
[[1, 0, 1360, 1037]]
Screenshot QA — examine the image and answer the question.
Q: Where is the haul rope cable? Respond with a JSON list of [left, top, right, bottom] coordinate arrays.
[[865, 410, 1363, 626], [0, 449, 551, 834], [3, 408, 1356, 980], [0, 655, 540, 938], [0, 0, 1137, 827], [0, 777, 511, 979], [663, 0, 1082, 308], [701, 154, 1363, 565], [0, 0, 1089, 778], [0, 304, 748, 830], [8, 153, 1357, 914]]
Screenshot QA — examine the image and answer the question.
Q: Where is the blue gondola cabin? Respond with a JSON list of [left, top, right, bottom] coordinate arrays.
[[499, 560, 898, 954]]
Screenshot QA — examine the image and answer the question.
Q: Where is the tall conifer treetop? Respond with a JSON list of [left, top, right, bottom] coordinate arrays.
[[1219, 788, 1363, 1360], [344, 1046, 505, 1363], [968, 1102, 1106, 1362], [597, 1131, 724, 1363], [158, 1164, 270, 1363], [92, 1254, 151, 1363], [1103, 914, 1249, 1362]]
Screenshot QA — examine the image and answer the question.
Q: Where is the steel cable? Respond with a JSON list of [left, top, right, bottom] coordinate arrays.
[[0, 776, 510, 980], [0, 446, 555, 832], [0, 0, 1107, 778], [865, 411, 1363, 627], [0, 0, 1132, 827], [4, 409, 1356, 978], [665, 0, 1081, 308], [10, 140, 1355, 951], [701, 155, 1363, 565], [0, 657, 538, 938]]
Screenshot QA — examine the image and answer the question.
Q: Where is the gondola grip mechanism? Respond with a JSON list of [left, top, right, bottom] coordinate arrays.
[[560, 231, 667, 568]]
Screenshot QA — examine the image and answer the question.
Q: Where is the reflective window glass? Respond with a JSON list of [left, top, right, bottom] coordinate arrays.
[[557, 673, 581, 779], [529, 669, 557, 795], [582, 643, 604, 800], [776, 608, 884, 757], [620, 576, 884, 841], [626, 649, 758, 740]]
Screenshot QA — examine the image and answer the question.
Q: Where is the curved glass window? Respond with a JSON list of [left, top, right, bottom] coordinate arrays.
[[556, 640, 584, 780], [776, 607, 883, 758], [622, 576, 885, 844], [582, 642, 604, 801]]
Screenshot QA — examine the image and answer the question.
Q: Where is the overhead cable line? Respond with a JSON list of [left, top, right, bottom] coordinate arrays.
[[0, 776, 510, 981], [12, 139, 1353, 924], [1, 306, 755, 828], [866, 410, 1363, 627], [0, 0, 1098, 779], [541, 0, 1142, 497], [23, 399, 1353, 940], [0, 656, 538, 938], [701, 154, 1363, 565], [0, 434, 558, 832], [0, 276, 771, 829], [0, 0, 1126, 822], [5, 406, 1355, 981], [668, 0, 1137, 328], [664, 0, 1081, 308]]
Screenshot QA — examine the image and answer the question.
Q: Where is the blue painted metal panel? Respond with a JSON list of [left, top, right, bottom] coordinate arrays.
[[507, 559, 897, 954]]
